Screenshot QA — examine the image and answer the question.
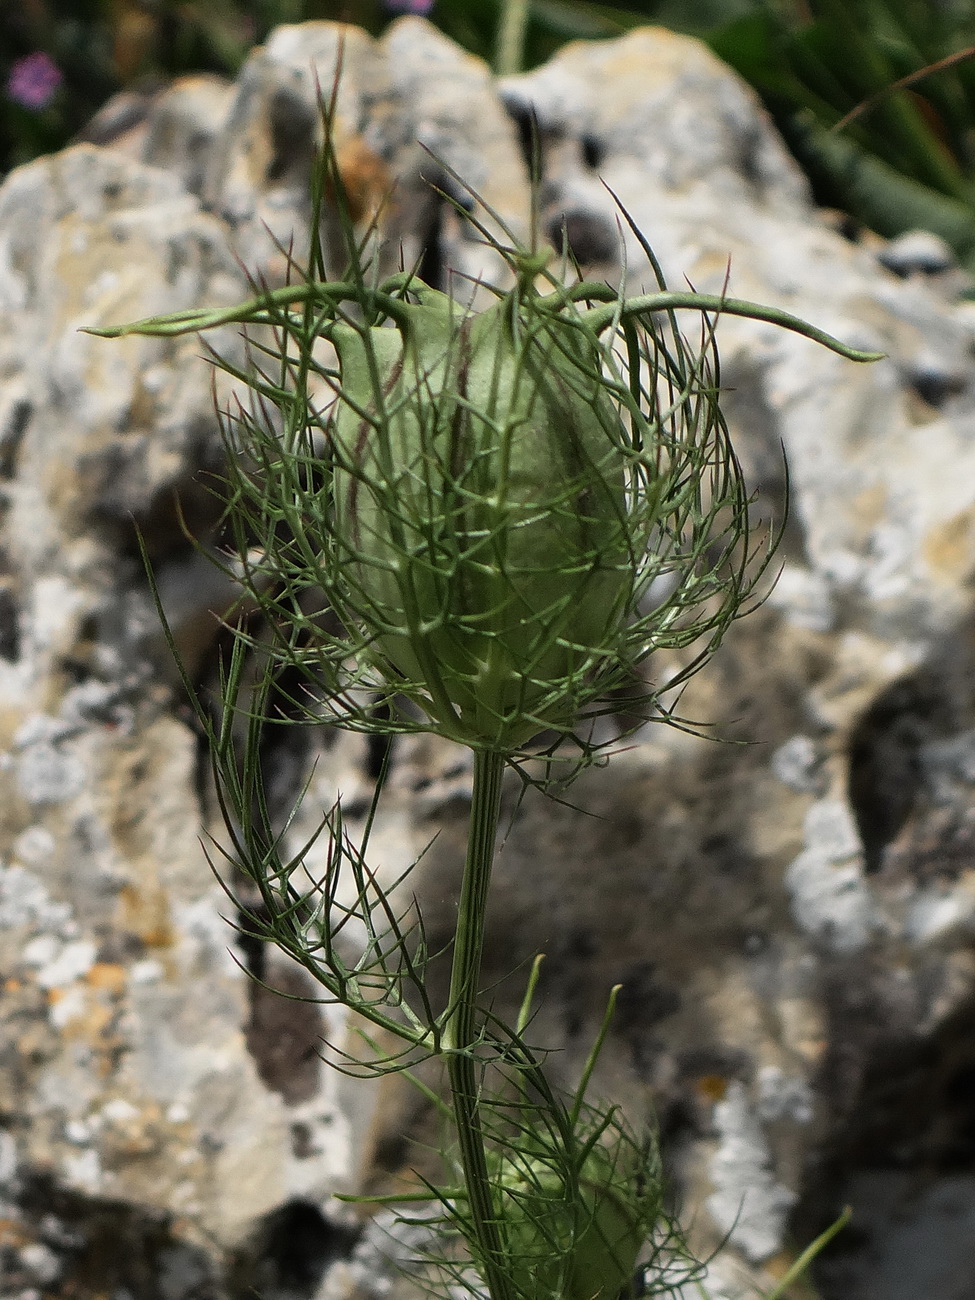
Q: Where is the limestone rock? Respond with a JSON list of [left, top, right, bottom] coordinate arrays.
[[0, 144, 355, 1294], [2, 16, 975, 1300]]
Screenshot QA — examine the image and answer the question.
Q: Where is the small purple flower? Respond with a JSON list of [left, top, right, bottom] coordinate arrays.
[[385, 0, 434, 13], [7, 52, 63, 111]]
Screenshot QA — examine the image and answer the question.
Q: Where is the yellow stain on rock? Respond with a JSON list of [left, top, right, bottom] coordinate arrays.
[[117, 880, 174, 949], [334, 135, 390, 226], [923, 504, 975, 584], [47, 965, 129, 1079], [86, 961, 127, 993], [0, 1216, 31, 1248], [851, 482, 888, 531], [696, 1074, 729, 1103]]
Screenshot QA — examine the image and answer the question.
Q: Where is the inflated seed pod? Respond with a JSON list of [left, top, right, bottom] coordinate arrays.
[[492, 1139, 651, 1300], [329, 281, 632, 750]]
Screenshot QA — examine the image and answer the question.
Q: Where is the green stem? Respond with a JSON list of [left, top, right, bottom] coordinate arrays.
[[80, 280, 412, 338], [580, 291, 885, 363], [445, 748, 514, 1300]]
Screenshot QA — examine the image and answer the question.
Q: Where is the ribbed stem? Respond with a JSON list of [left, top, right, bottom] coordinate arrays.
[[445, 748, 514, 1300]]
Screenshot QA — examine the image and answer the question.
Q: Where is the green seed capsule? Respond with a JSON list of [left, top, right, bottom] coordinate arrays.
[[491, 1140, 650, 1300], [330, 281, 632, 750]]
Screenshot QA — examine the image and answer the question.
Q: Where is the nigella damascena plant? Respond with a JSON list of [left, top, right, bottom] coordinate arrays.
[[91, 230, 877, 761], [88, 150, 878, 1300]]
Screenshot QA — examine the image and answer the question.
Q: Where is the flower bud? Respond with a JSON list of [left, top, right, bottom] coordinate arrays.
[[329, 282, 632, 750]]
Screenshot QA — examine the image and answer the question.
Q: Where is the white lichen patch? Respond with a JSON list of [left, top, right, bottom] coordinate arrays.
[[48, 983, 89, 1029], [905, 883, 975, 946], [770, 734, 824, 795], [755, 1065, 814, 1125], [13, 715, 86, 806], [21, 934, 96, 989], [12, 824, 57, 862], [785, 799, 879, 952], [62, 1146, 102, 1194], [706, 1082, 797, 1264], [765, 563, 836, 633], [0, 1128, 17, 1185], [0, 859, 72, 931]]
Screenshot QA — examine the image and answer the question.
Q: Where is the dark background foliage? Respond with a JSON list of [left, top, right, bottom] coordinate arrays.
[[4, 1, 975, 264]]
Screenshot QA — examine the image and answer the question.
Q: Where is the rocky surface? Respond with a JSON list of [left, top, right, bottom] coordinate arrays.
[[2, 16, 975, 1300]]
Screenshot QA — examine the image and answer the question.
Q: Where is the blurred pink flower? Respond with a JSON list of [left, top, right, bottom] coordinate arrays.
[[385, 0, 434, 13], [7, 52, 63, 111]]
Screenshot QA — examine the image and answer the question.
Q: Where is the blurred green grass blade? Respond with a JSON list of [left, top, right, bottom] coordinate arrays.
[[710, 0, 975, 233], [787, 109, 975, 266], [786, 1, 966, 197], [530, 0, 645, 39], [709, 12, 841, 109], [816, 0, 972, 195]]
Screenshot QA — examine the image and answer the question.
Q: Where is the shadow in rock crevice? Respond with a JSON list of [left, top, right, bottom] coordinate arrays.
[[229, 1198, 361, 1300], [847, 615, 975, 876], [794, 976, 975, 1299], [8, 1173, 220, 1299]]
